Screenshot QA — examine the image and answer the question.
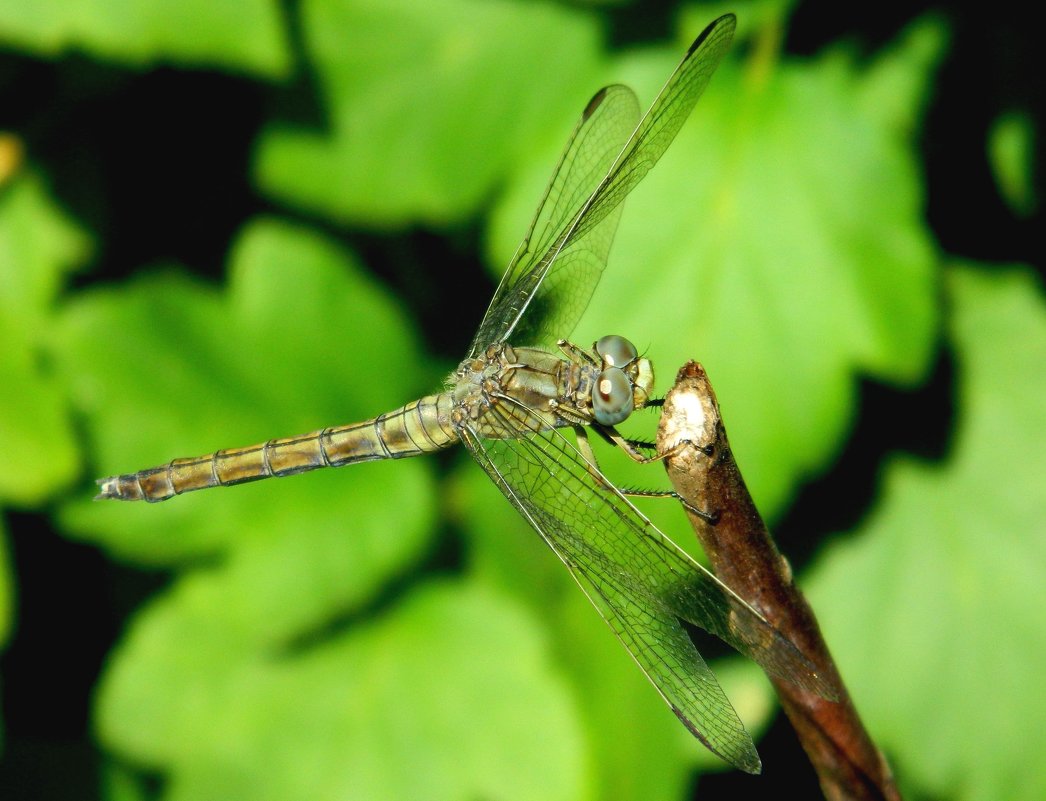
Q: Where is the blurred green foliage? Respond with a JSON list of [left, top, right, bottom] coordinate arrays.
[[0, 173, 87, 504], [0, 0, 290, 76], [989, 111, 1038, 219], [0, 1, 1042, 800], [808, 266, 1046, 801]]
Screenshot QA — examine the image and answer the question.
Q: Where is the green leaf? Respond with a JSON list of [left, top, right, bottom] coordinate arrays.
[[489, 15, 945, 519], [0, 172, 88, 504], [254, 0, 602, 226], [97, 579, 586, 801], [807, 265, 1046, 801], [101, 763, 148, 801], [988, 110, 1038, 218], [56, 217, 437, 635], [0, 0, 290, 77]]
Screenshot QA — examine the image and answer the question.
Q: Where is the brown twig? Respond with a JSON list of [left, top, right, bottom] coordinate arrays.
[[656, 361, 901, 801]]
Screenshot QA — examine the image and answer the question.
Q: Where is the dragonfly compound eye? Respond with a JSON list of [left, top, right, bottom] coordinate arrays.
[[595, 335, 638, 368], [592, 367, 635, 425]]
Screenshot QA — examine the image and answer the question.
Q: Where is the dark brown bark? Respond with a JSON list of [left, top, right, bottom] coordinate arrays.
[[655, 361, 901, 801]]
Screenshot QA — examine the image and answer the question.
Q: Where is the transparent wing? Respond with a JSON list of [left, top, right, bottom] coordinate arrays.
[[458, 393, 829, 774], [470, 13, 737, 355], [469, 84, 640, 357]]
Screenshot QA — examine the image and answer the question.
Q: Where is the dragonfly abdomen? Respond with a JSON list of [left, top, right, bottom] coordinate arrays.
[[332, 393, 458, 462], [96, 393, 457, 502]]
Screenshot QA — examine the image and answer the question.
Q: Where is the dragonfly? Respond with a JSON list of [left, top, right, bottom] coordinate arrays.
[[97, 13, 830, 773]]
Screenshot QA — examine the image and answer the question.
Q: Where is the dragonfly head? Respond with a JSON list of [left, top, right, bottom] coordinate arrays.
[[591, 335, 655, 425]]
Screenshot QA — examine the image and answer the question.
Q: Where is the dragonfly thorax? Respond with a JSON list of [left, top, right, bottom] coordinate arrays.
[[449, 338, 653, 436]]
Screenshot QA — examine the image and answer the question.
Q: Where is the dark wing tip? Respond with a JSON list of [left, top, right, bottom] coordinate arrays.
[[686, 12, 738, 58], [582, 86, 611, 121]]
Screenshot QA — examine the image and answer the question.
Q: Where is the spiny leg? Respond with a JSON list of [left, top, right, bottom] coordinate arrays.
[[576, 422, 719, 524], [550, 397, 667, 464], [616, 485, 720, 525], [556, 338, 598, 365], [595, 420, 714, 464]]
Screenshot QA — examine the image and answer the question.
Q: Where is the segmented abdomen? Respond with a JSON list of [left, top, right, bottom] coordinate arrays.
[[96, 393, 457, 502]]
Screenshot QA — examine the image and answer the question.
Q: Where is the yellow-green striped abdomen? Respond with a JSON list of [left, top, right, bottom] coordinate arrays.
[[96, 393, 457, 502]]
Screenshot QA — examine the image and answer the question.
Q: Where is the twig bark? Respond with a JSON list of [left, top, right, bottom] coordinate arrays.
[[656, 361, 901, 801]]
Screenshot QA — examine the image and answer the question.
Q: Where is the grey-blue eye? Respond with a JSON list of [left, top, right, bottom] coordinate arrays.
[[592, 367, 635, 425], [595, 335, 638, 368]]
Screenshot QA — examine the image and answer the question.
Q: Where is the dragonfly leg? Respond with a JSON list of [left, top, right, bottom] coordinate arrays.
[[574, 423, 719, 523], [548, 398, 592, 428], [557, 338, 598, 365], [573, 425, 605, 482], [599, 424, 715, 463], [596, 423, 670, 463], [618, 486, 720, 524], [576, 426, 663, 513], [549, 401, 675, 462]]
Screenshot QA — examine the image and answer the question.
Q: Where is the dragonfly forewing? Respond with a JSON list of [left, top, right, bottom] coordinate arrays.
[[471, 13, 736, 354], [470, 84, 640, 355]]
